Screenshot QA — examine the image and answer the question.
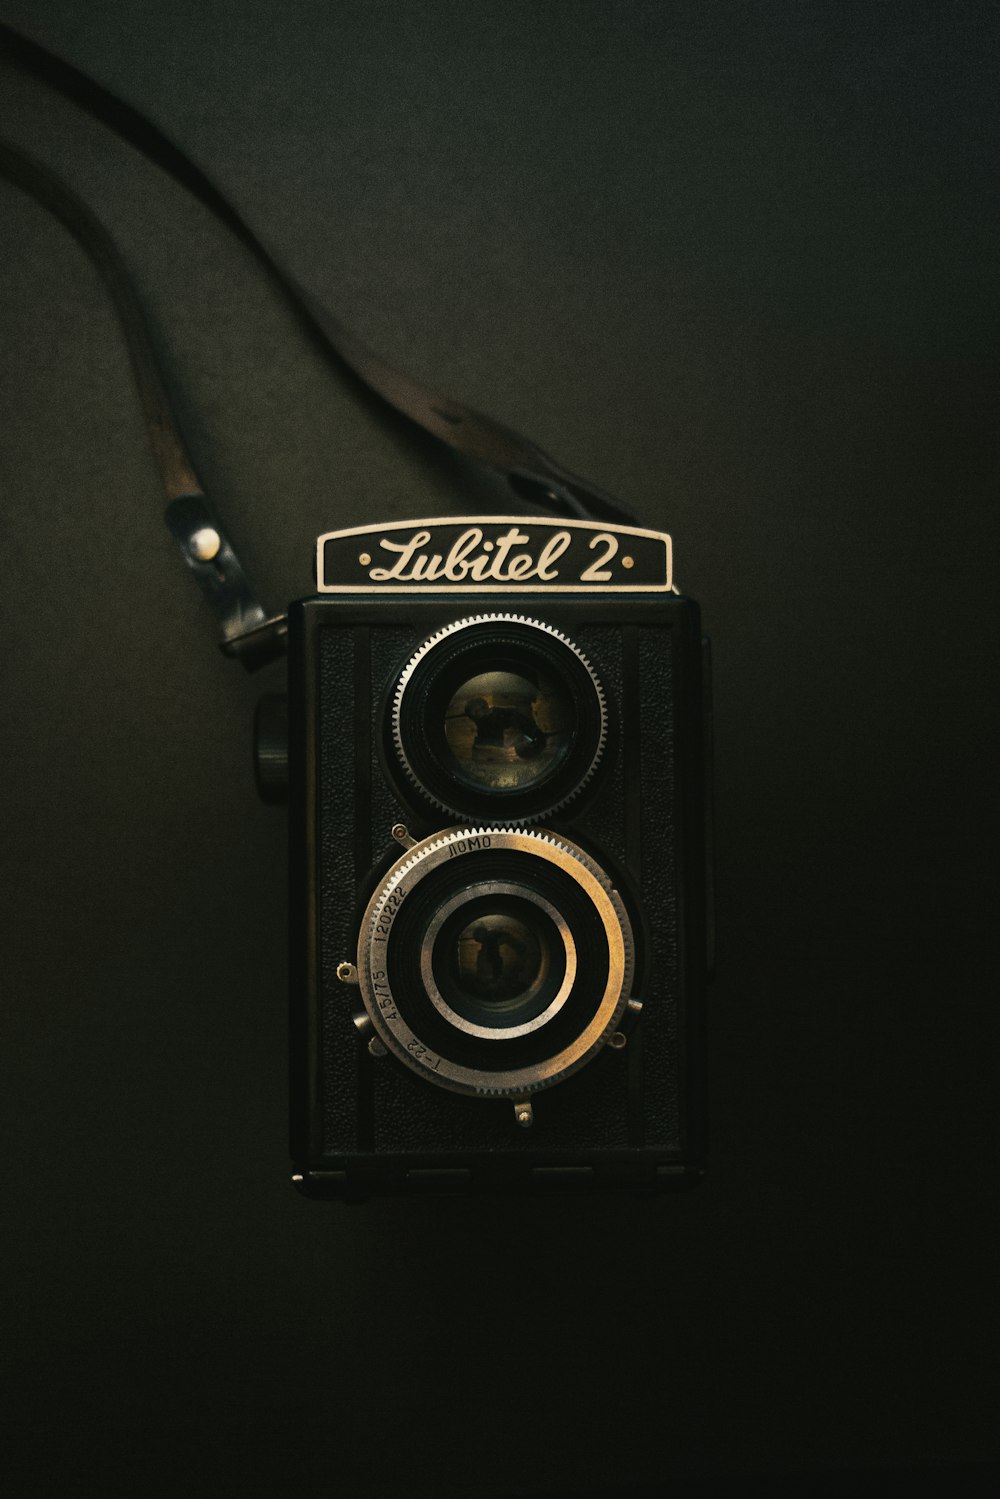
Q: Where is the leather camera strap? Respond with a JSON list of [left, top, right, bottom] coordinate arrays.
[[0, 135, 272, 655], [1, 24, 638, 668]]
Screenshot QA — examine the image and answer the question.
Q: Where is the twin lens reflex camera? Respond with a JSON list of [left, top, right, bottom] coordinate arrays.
[[257, 516, 712, 1199], [0, 32, 712, 1203]]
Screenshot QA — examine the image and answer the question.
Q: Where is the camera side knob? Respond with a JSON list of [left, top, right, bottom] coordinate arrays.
[[254, 693, 288, 804]]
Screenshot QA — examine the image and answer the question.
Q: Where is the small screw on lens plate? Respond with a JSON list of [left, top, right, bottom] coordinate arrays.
[[608, 1032, 627, 1050], [514, 1100, 534, 1128]]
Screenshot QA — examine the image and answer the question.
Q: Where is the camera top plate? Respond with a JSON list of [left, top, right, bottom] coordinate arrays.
[[316, 516, 673, 594]]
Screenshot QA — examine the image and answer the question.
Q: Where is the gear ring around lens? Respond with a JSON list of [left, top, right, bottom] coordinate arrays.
[[391, 615, 609, 822], [356, 826, 635, 1099]]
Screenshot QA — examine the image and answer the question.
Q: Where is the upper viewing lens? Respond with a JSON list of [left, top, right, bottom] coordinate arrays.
[[391, 617, 608, 821], [443, 667, 573, 793]]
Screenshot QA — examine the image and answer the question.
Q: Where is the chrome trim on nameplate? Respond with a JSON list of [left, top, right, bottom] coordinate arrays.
[[316, 516, 672, 593]]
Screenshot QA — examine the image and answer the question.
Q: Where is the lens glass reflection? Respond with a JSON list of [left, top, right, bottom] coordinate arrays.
[[452, 912, 549, 1008], [443, 668, 572, 792], [430, 893, 566, 1032]]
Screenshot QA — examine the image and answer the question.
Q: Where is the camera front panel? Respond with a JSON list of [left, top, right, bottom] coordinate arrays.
[[289, 593, 708, 1197]]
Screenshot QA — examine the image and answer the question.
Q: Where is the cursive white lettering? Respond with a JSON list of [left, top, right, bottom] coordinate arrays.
[[536, 530, 571, 580], [444, 528, 484, 581], [487, 528, 530, 579], [366, 523, 574, 584], [506, 551, 535, 580], [369, 530, 432, 581]]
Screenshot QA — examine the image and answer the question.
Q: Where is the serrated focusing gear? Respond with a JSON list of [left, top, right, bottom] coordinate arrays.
[[390, 615, 609, 823], [356, 826, 635, 1098]]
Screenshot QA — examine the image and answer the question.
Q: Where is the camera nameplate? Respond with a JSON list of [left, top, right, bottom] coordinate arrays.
[[317, 517, 672, 593]]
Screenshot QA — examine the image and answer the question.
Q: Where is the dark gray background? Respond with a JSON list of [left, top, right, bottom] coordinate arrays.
[[1, 3, 997, 1494]]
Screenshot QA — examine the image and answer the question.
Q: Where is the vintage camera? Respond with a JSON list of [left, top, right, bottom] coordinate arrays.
[[0, 34, 710, 1199], [273, 516, 711, 1198]]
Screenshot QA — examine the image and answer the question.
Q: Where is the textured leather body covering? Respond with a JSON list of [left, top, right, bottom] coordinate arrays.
[[290, 595, 707, 1195]]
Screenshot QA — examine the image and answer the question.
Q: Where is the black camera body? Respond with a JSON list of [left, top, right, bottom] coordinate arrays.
[[285, 518, 711, 1199]]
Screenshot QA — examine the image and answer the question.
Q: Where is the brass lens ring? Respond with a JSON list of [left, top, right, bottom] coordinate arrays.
[[356, 826, 635, 1099]]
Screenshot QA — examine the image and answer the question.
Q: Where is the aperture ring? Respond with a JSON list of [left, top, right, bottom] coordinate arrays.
[[356, 826, 635, 1099]]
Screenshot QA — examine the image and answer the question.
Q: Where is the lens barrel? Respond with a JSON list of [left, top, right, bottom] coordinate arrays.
[[356, 826, 635, 1099], [391, 616, 608, 822]]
